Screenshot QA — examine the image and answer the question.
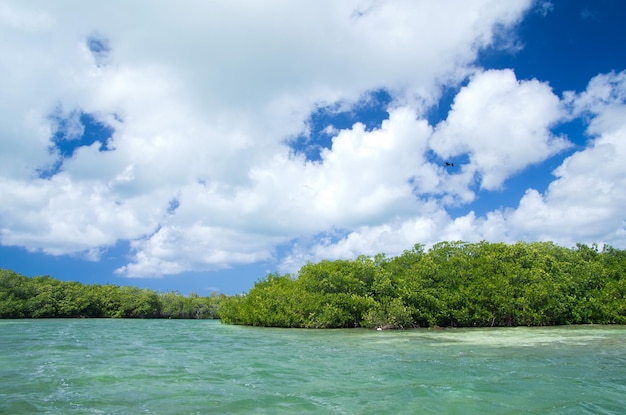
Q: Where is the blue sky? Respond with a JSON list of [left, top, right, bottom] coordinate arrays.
[[1, 0, 625, 295]]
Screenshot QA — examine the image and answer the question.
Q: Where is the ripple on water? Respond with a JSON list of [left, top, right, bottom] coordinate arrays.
[[1, 321, 626, 414]]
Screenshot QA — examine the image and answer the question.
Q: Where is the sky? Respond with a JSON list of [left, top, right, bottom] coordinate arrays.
[[1, 0, 625, 295]]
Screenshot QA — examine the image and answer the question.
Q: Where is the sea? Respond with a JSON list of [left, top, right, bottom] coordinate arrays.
[[1, 319, 625, 414]]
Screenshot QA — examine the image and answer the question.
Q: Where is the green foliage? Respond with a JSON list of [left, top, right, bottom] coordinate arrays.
[[3, 241, 625, 327], [0, 269, 220, 319], [219, 241, 626, 329]]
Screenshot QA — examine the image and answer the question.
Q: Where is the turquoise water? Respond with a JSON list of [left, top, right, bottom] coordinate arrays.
[[1, 320, 625, 414]]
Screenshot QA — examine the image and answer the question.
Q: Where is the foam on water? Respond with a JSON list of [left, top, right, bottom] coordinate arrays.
[[403, 326, 617, 347]]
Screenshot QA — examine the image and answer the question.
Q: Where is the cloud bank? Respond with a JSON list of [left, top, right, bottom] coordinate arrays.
[[1, 0, 624, 278]]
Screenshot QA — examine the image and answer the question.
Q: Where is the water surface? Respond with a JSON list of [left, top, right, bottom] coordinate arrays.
[[1, 320, 625, 414]]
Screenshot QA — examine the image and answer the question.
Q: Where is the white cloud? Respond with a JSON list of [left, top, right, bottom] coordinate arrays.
[[293, 71, 626, 268], [566, 70, 626, 118], [277, 207, 515, 272], [430, 69, 571, 191], [117, 106, 433, 275], [506, 71, 626, 247], [16, 0, 620, 279], [116, 224, 284, 277], [0, 2, 54, 32], [0, 173, 159, 256]]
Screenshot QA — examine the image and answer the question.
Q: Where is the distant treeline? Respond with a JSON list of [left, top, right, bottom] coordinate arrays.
[[0, 270, 220, 319], [219, 241, 626, 328]]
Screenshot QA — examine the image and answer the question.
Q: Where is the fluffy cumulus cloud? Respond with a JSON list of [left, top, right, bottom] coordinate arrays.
[[506, 71, 626, 247], [301, 71, 626, 265], [430, 69, 570, 191], [1, 0, 624, 278]]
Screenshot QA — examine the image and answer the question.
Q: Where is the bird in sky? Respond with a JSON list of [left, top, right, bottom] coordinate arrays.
[[445, 161, 454, 167]]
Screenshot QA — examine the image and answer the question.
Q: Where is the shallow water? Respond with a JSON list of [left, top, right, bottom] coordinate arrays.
[[1, 320, 625, 414]]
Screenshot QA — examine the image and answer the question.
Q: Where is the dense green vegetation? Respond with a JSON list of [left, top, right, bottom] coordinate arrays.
[[220, 241, 626, 328], [3, 241, 625, 327], [0, 270, 220, 319]]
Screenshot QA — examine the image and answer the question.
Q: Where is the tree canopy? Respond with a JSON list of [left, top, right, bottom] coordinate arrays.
[[0, 270, 220, 319], [3, 241, 625, 327], [219, 241, 626, 328]]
